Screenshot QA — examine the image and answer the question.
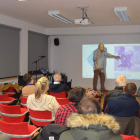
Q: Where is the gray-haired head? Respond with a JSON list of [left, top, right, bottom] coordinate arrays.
[[53, 74, 62, 82], [98, 44, 104, 51], [116, 75, 127, 87]]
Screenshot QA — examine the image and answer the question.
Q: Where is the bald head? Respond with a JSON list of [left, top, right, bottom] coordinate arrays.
[[116, 75, 127, 87], [53, 74, 62, 82], [98, 44, 104, 51]]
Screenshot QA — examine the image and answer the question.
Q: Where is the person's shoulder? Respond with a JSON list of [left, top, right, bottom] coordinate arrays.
[[58, 104, 68, 110], [27, 94, 34, 100], [59, 130, 73, 140], [22, 85, 27, 90], [108, 96, 118, 103], [60, 84, 67, 87], [22, 85, 35, 89], [133, 99, 139, 106], [107, 89, 122, 96], [94, 48, 99, 52], [45, 94, 56, 100], [28, 94, 34, 98]]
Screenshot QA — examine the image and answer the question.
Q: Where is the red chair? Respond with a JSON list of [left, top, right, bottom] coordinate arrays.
[[121, 135, 139, 140], [0, 120, 40, 140], [50, 91, 66, 98], [3, 87, 16, 97], [29, 109, 54, 127], [56, 98, 69, 105], [0, 94, 15, 105], [0, 103, 28, 123], [21, 96, 27, 109]]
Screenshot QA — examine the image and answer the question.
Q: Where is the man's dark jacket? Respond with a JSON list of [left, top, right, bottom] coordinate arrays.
[[49, 83, 69, 97], [106, 93, 139, 117], [103, 86, 123, 111]]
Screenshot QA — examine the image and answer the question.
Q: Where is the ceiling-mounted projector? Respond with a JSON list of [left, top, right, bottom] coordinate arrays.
[[75, 6, 93, 25], [75, 18, 90, 25]]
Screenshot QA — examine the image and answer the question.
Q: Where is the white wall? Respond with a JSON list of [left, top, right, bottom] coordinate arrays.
[[0, 14, 45, 75], [46, 26, 140, 90]]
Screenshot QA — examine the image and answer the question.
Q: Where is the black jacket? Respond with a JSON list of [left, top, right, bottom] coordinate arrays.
[[37, 124, 70, 140], [103, 86, 123, 111], [49, 83, 69, 97]]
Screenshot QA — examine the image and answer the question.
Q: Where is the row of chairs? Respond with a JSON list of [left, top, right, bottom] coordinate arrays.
[[20, 93, 69, 109], [0, 91, 69, 140]]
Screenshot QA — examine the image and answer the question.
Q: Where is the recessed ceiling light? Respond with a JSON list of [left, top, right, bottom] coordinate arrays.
[[17, 0, 31, 1], [114, 7, 130, 21]]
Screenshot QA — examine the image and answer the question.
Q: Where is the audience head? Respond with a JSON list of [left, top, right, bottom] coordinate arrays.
[[35, 77, 49, 99], [78, 95, 102, 115], [124, 83, 137, 96], [23, 73, 34, 85], [69, 87, 86, 107], [53, 74, 62, 82], [98, 44, 104, 51], [115, 75, 127, 87]]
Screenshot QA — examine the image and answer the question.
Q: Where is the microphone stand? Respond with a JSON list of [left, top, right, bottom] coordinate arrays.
[[32, 57, 45, 82]]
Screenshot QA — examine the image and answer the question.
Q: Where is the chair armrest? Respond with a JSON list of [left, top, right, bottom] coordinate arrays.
[[3, 92, 16, 94], [0, 111, 29, 117], [21, 103, 27, 107], [29, 116, 54, 122], [0, 127, 41, 138], [0, 99, 16, 104]]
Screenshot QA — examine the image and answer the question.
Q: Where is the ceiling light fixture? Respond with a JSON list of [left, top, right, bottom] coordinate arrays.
[[48, 11, 73, 24], [18, 0, 27, 1], [114, 7, 130, 21]]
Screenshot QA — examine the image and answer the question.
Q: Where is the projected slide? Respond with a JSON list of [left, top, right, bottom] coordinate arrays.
[[82, 44, 140, 80]]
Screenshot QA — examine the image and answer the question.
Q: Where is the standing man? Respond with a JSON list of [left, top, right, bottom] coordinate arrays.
[[93, 44, 120, 91]]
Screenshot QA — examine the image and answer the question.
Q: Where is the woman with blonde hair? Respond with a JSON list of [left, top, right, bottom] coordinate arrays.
[[27, 77, 60, 119]]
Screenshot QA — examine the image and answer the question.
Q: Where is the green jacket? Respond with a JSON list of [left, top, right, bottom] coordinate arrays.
[[59, 113, 123, 140]]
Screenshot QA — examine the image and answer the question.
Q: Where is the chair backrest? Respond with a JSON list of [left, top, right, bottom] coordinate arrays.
[[50, 91, 66, 98], [29, 109, 53, 127], [0, 103, 21, 114], [21, 96, 27, 108], [0, 104, 27, 123], [0, 120, 28, 140], [0, 120, 28, 134], [0, 94, 9, 101], [56, 98, 69, 105], [3, 86, 15, 97]]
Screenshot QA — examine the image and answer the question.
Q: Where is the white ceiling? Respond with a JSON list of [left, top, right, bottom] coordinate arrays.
[[0, 0, 140, 28]]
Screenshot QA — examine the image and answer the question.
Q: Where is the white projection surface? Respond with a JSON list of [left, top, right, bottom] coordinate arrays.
[[82, 44, 140, 80]]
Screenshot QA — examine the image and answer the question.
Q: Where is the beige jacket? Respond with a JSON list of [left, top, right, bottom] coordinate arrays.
[[22, 85, 35, 97]]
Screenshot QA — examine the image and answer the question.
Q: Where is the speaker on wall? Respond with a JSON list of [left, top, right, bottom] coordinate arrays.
[[54, 38, 59, 46]]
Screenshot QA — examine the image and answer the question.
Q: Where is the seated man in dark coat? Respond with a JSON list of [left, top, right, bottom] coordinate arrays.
[[49, 74, 69, 97], [104, 83, 140, 118], [103, 75, 127, 110]]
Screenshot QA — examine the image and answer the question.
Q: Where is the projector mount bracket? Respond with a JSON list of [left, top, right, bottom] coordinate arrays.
[[76, 6, 94, 24]]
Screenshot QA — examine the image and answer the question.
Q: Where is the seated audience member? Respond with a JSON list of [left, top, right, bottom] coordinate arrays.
[[104, 83, 140, 118], [22, 73, 35, 97], [27, 77, 60, 120], [49, 74, 69, 97], [103, 75, 127, 110], [59, 95, 124, 140], [55, 87, 86, 126]]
